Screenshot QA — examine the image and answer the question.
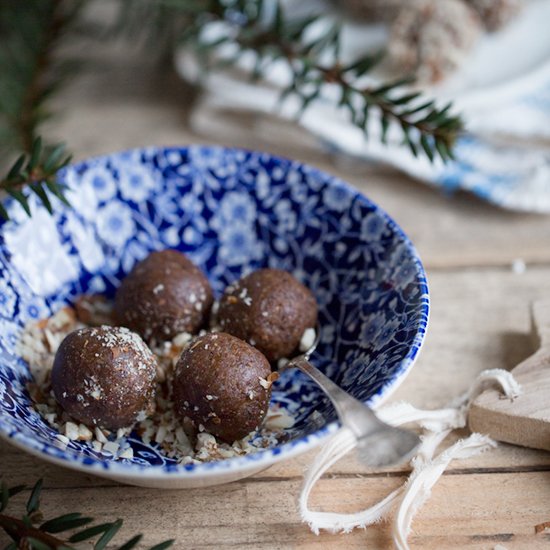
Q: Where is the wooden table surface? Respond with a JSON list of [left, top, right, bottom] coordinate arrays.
[[2, 43, 550, 549]]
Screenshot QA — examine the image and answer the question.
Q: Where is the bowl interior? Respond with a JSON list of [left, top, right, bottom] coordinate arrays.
[[0, 145, 428, 473]]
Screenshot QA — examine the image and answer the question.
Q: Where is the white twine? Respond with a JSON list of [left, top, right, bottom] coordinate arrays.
[[299, 369, 521, 548]]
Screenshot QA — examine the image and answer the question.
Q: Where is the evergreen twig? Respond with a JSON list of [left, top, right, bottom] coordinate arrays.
[[0, 0, 81, 219], [124, 0, 463, 162], [0, 138, 71, 221], [0, 0, 82, 156], [0, 479, 174, 550]]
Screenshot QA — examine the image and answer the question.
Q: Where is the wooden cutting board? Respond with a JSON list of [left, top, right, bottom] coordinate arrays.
[[469, 301, 550, 451]]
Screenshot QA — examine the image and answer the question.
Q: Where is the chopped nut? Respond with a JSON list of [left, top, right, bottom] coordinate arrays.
[[78, 424, 93, 441], [20, 300, 295, 466], [277, 358, 289, 369], [155, 425, 168, 444], [43, 329, 59, 353], [259, 372, 279, 390], [265, 411, 295, 430], [55, 433, 70, 445], [119, 447, 134, 459], [173, 332, 192, 348], [64, 422, 79, 440], [74, 295, 113, 326], [299, 327, 316, 352], [267, 372, 279, 383], [102, 441, 119, 455], [94, 427, 108, 444], [535, 520, 550, 534]]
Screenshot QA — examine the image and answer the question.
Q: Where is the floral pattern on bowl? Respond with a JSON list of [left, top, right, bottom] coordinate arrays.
[[0, 146, 429, 488]]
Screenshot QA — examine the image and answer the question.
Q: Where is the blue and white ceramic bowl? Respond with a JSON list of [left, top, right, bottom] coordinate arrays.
[[0, 146, 429, 488]]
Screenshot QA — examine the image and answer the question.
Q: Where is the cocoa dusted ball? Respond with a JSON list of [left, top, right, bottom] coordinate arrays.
[[465, 0, 521, 31], [51, 326, 157, 431], [173, 332, 272, 442], [217, 268, 318, 363], [388, 0, 482, 83], [114, 250, 213, 341]]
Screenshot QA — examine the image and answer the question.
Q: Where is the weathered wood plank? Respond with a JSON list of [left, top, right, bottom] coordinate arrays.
[[1, 472, 548, 549]]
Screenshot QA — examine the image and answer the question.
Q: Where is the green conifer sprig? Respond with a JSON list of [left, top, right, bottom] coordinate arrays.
[[0, 138, 71, 221], [0, 0, 82, 157], [0, 479, 175, 550], [127, 0, 463, 162]]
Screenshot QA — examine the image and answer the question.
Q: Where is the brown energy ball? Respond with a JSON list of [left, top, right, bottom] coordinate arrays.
[[465, 0, 522, 31], [217, 268, 318, 363], [51, 326, 157, 431], [388, 0, 483, 83], [173, 332, 273, 442], [114, 250, 213, 341]]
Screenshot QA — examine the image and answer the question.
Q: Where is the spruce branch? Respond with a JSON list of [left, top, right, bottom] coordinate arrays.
[[0, 138, 71, 221], [0, 479, 175, 550], [0, 0, 82, 157], [0, 1, 82, 220], [130, 0, 463, 162]]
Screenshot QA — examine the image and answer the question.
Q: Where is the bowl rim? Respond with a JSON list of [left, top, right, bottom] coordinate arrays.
[[0, 144, 430, 481]]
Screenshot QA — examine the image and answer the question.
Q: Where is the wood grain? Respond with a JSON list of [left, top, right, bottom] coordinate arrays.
[[1, 455, 549, 549], [469, 301, 550, 450]]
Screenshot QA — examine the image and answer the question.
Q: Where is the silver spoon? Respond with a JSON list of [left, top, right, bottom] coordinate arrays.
[[280, 326, 420, 468]]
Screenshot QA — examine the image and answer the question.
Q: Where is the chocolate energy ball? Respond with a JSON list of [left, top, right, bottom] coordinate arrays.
[[465, 0, 522, 31], [388, 0, 483, 83], [173, 332, 273, 442], [51, 326, 157, 431], [217, 269, 318, 363], [114, 250, 213, 341]]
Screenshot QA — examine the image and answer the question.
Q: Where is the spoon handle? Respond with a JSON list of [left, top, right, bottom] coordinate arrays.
[[288, 356, 420, 467]]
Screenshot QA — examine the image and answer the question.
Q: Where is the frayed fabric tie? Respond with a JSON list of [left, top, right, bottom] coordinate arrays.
[[299, 369, 520, 548]]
